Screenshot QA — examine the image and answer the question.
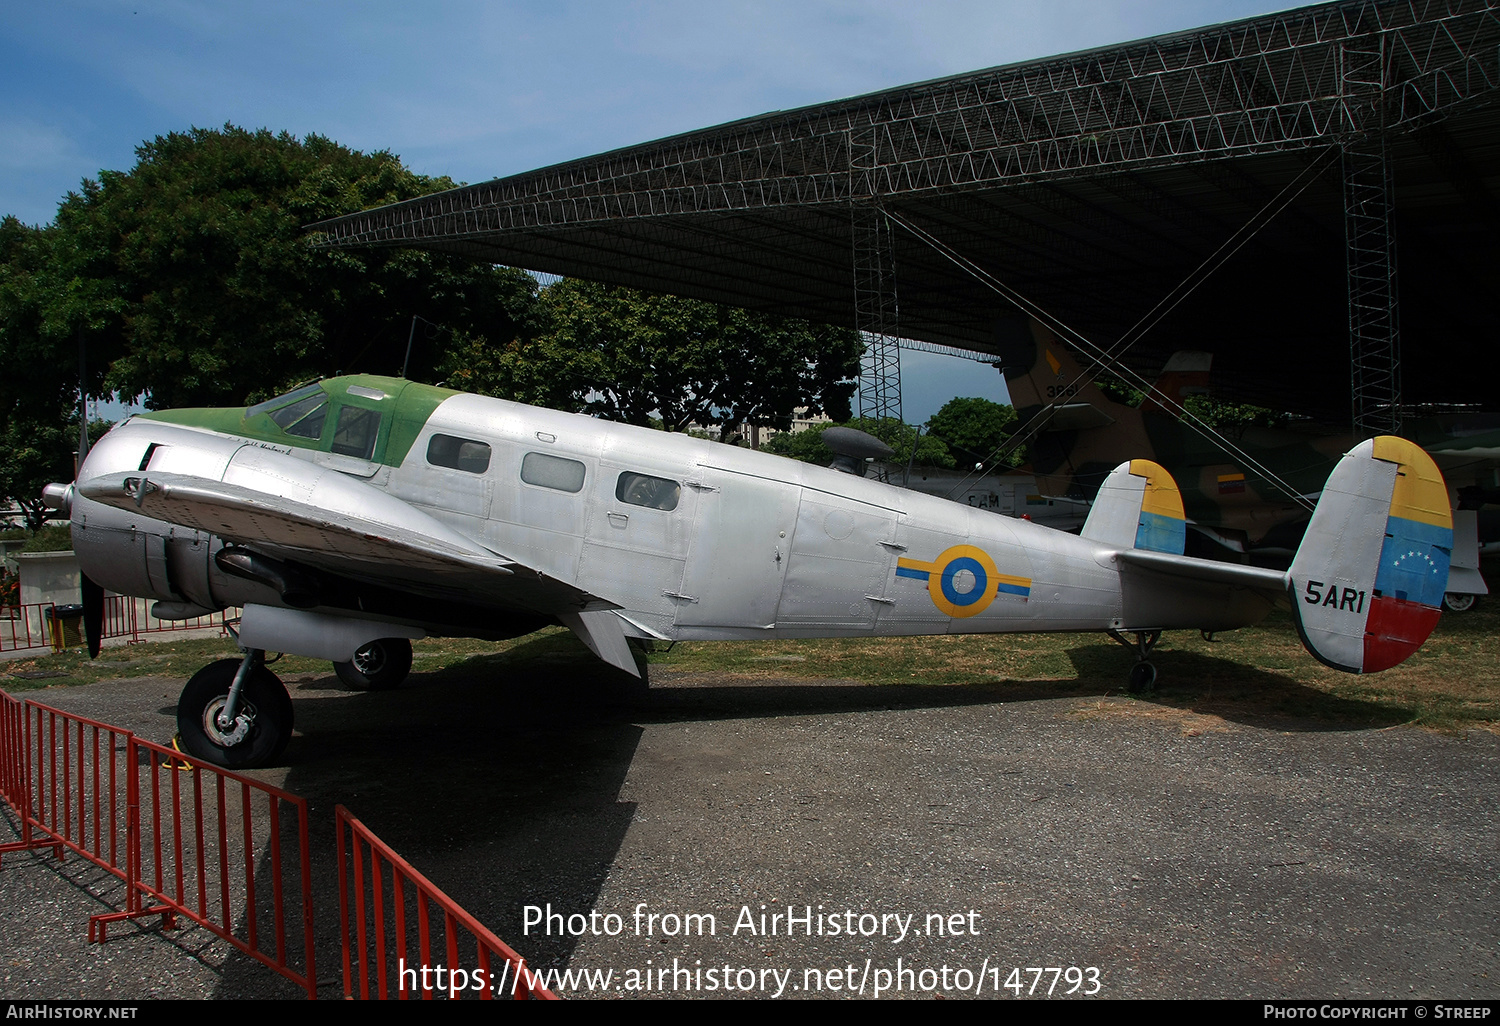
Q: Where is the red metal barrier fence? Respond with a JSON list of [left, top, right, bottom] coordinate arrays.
[[10, 701, 137, 890], [115, 736, 317, 997], [0, 602, 60, 652], [0, 691, 549, 1001], [336, 805, 556, 1000], [0, 695, 317, 998], [0, 598, 234, 654], [0, 689, 59, 862]]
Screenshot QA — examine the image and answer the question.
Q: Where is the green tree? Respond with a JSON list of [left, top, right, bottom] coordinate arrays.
[[0, 216, 115, 523], [24, 125, 540, 411], [924, 396, 1019, 467], [444, 278, 862, 433], [0, 417, 110, 531]]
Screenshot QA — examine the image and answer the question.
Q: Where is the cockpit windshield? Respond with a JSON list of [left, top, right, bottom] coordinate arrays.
[[246, 384, 322, 420], [269, 393, 329, 439]]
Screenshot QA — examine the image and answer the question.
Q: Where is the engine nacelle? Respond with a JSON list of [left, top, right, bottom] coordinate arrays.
[[68, 421, 282, 614]]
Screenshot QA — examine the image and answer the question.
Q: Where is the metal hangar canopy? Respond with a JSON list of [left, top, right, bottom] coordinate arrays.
[[311, 0, 1500, 419]]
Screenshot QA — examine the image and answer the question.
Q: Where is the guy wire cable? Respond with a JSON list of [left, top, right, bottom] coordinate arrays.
[[885, 149, 1340, 511]]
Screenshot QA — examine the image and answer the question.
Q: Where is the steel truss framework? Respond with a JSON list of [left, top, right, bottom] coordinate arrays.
[[314, 0, 1500, 420]]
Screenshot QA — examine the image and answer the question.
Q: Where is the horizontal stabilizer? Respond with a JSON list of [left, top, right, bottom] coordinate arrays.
[[1288, 437, 1451, 673], [1081, 460, 1187, 555], [1044, 403, 1115, 432]]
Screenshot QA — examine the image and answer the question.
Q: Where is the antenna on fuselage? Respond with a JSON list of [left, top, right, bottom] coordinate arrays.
[[401, 315, 418, 379]]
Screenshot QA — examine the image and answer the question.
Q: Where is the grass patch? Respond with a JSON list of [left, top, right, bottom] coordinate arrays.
[[3, 605, 1495, 732]]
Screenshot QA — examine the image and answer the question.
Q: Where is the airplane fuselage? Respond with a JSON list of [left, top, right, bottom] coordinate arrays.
[[68, 376, 1275, 650]]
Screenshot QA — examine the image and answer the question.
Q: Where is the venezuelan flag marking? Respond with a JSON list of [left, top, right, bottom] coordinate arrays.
[[1362, 437, 1452, 672], [1217, 472, 1246, 495]]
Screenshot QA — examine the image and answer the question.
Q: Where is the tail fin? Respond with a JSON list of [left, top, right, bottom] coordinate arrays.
[[996, 318, 1122, 426], [1288, 437, 1452, 673], [1141, 351, 1212, 414], [1081, 459, 1187, 554]]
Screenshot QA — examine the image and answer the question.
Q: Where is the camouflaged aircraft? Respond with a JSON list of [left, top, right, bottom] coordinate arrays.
[[42, 374, 1454, 769], [996, 318, 1489, 610]]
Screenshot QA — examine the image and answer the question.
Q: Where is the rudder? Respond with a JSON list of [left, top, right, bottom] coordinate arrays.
[[1081, 459, 1187, 554], [1288, 437, 1451, 673]]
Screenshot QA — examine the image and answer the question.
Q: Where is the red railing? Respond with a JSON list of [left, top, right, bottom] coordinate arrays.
[[101, 596, 236, 642], [1, 692, 547, 1002], [337, 805, 556, 1000], [113, 737, 317, 998], [11, 702, 137, 885], [0, 598, 235, 654], [0, 689, 59, 863], [0, 696, 316, 998], [0, 601, 60, 652]]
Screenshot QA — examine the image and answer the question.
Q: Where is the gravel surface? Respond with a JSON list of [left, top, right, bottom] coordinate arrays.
[[2, 649, 1497, 1000]]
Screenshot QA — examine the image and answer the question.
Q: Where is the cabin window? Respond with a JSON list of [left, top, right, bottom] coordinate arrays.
[[332, 406, 382, 459], [521, 452, 585, 493], [615, 471, 680, 511], [273, 394, 329, 439], [427, 434, 492, 474]]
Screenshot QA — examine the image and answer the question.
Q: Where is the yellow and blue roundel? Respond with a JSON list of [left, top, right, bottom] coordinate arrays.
[[895, 544, 1031, 618]]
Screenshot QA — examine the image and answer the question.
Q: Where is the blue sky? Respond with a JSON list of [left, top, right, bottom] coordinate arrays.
[[3, 0, 1292, 422]]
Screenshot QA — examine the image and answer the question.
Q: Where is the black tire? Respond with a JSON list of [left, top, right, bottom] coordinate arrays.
[[1127, 661, 1157, 694], [333, 637, 414, 690], [177, 659, 294, 769], [1443, 592, 1479, 613]]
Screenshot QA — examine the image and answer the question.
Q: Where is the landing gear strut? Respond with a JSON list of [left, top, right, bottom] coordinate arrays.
[[176, 649, 294, 769], [1108, 629, 1161, 693]]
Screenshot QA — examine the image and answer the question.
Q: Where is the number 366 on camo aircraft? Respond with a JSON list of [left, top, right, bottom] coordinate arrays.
[[41, 374, 1453, 768]]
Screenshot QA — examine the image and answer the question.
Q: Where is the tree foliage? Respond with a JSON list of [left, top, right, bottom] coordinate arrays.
[[0, 125, 544, 511], [924, 396, 1019, 467], [443, 278, 862, 433], [12, 125, 539, 411]]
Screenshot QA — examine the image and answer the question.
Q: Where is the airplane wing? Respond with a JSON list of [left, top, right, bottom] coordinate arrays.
[[76, 468, 613, 616]]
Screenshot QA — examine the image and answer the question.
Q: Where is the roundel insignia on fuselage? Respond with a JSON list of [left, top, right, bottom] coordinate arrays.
[[895, 544, 1031, 618]]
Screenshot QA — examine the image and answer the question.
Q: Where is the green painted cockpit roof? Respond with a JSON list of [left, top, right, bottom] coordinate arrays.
[[139, 375, 458, 467]]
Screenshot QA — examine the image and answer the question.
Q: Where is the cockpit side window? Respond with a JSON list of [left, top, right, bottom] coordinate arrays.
[[332, 406, 383, 459], [273, 394, 329, 439]]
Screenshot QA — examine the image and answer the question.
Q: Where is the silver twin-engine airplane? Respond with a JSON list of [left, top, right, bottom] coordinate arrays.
[[43, 374, 1454, 768]]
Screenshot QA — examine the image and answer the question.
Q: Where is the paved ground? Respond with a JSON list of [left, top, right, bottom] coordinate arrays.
[[2, 639, 1497, 1000]]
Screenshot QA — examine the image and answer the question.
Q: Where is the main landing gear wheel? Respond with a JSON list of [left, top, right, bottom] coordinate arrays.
[[1127, 661, 1158, 693], [1443, 592, 1479, 613], [176, 656, 294, 769], [334, 637, 414, 690]]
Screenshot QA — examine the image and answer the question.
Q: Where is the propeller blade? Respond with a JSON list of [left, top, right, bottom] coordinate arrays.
[[82, 573, 103, 659]]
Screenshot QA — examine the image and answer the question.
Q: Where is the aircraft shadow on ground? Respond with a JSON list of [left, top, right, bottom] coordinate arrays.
[[1061, 644, 1412, 731], [213, 630, 1405, 996], [214, 652, 648, 997]]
